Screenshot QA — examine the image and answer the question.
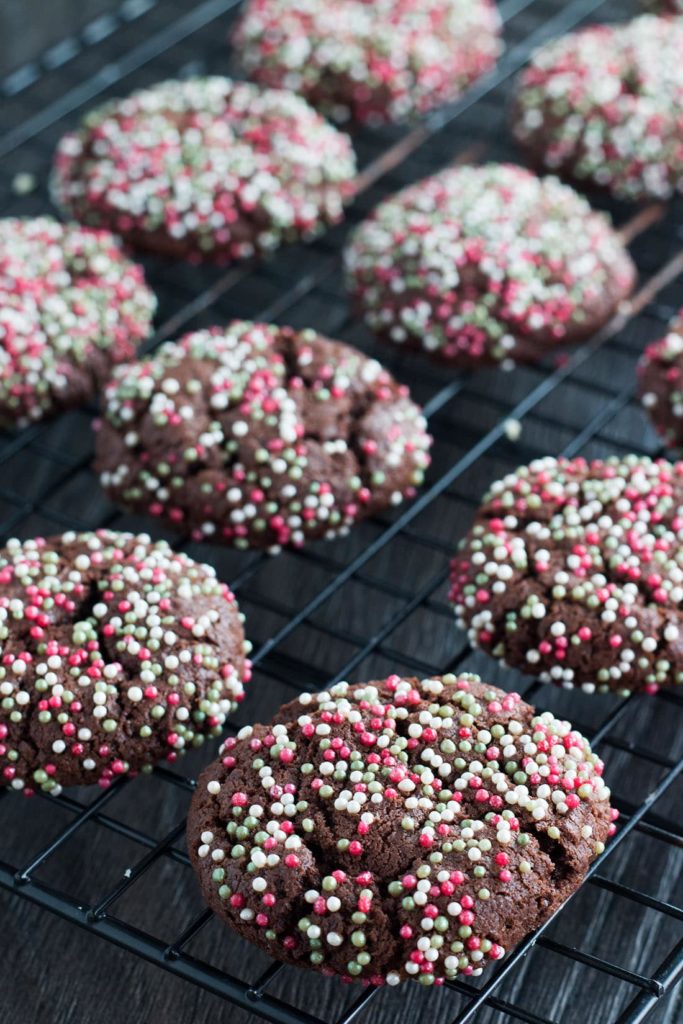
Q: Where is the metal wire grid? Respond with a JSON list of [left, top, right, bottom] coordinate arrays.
[[0, 0, 159, 98], [0, 0, 681, 1022]]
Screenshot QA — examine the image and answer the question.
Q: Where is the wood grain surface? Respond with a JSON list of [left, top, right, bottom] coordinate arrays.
[[0, 1, 682, 1023]]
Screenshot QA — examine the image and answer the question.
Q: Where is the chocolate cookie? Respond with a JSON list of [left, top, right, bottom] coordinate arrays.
[[0, 530, 250, 796], [95, 321, 432, 551], [639, 310, 683, 451], [450, 455, 683, 695], [512, 16, 683, 202], [344, 163, 635, 369], [0, 217, 155, 429], [51, 77, 357, 263], [232, 0, 502, 126], [188, 673, 614, 986]]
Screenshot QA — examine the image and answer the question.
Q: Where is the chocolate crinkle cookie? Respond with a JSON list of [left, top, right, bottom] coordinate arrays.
[[95, 321, 432, 551], [188, 673, 614, 986], [232, 0, 502, 126], [639, 310, 683, 452], [512, 16, 683, 202], [344, 163, 635, 369], [51, 77, 357, 263], [0, 530, 250, 796], [0, 217, 155, 429], [450, 455, 683, 695]]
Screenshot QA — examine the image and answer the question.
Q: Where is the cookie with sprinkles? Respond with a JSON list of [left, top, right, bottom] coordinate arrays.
[[0, 530, 250, 796], [95, 321, 432, 551], [51, 77, 357, 263], [450, 455, 683, 695], [232, 0, 502, 126], [188, 673, 614, 986], [344, 163, 635, 369], [0, 217, 155, 429], [512, 16, 683, 202], [639, 310, 683, 452]]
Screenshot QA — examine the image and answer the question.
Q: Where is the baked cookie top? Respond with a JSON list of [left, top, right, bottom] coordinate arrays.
[[0, 530, 250, 795], [0, 217, 155, 428], [512, 15, 683, 201], [344, 163, 635, 367], [451, 455, 683, 694], [188, 673, 613, 986], [52, 77, 357, 262], [233, 0, 502, 125], [95, 321, 432, 551]]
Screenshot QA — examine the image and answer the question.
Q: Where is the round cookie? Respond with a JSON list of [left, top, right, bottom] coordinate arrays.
[[188, 673, 614, 986], [232, 0, 502, 126], [51, 77, 357, 263], [512, 16, 683, 202], [0, 530, 250, 796], [0, 217, 155, 429], [639, 310, 683, 451], [95, 321, 432, 551], [450, 455, 683, 695], [345, 163, 635, 368]]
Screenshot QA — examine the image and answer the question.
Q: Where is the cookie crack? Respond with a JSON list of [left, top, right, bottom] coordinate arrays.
[[1, 531, 246, 794]]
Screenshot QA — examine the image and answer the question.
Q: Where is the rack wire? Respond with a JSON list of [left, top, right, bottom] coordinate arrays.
[[0, 0, 681, 1022]]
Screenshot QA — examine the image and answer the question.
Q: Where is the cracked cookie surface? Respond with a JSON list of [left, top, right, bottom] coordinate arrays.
[[512, 16, 683, 202], [0, 217, 155, 428], [450, 455, 683, 694], [95, 321, 432, 551], [0, 530, 250, 795], [344, 163, 635, 368], [232, 0, 502, 126], [52, 77, 357, 263], [188, 673, 613, 986]]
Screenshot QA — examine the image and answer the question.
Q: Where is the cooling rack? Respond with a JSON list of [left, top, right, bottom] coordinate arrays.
[[0, 0, 681, 1022]]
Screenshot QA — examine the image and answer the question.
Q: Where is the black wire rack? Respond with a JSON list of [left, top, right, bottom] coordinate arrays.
[[0, 1, 682, 1023]]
